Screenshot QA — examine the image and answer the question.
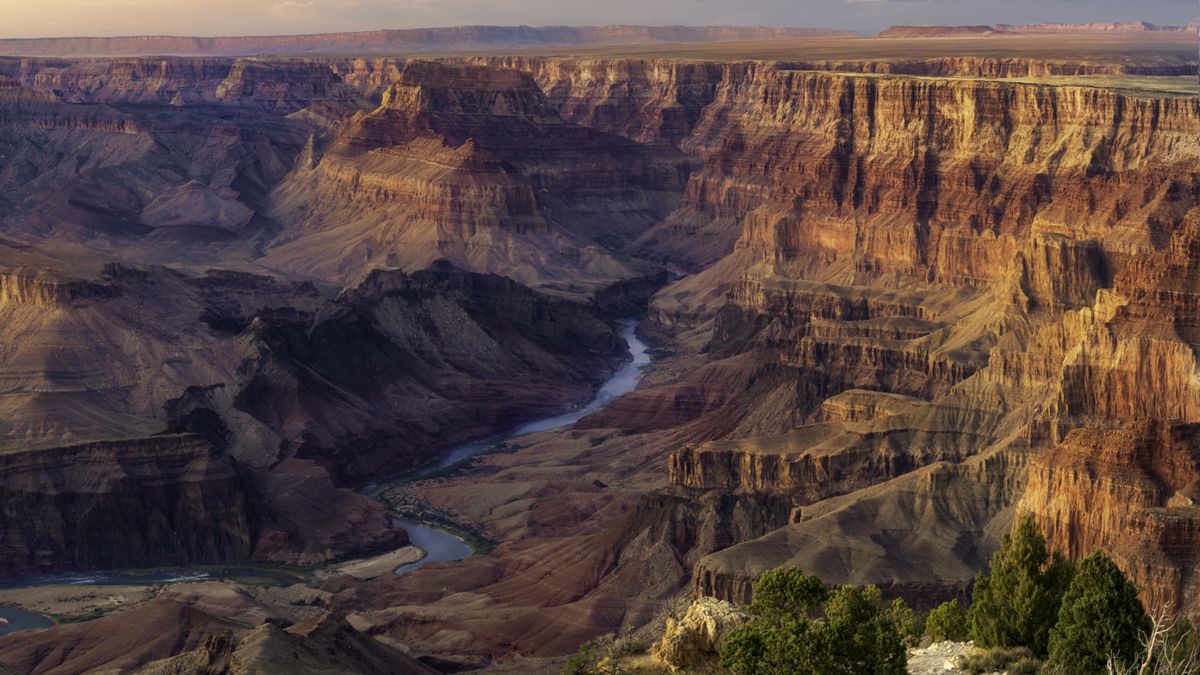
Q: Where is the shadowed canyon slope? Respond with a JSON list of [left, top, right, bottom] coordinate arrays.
[[0, 29, 1198, 672]]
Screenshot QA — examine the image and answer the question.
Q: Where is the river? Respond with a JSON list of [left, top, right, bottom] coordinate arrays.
[[390, 318, 651, 574], [0, 320, 650, 630], [0, 566, 305, 634], [0, 567, 303, 590]]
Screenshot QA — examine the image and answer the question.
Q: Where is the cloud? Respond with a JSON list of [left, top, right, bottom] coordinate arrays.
[[267, 1, 316, 19]]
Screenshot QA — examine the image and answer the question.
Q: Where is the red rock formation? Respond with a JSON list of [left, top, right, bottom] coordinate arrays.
[[472, 57, 1195, 153], [879, 26, 998, 38], [605, 62, 1200, 617], [265, 60, 688, 289], [996, 22, 1197, 34], [1020, 424, 1200, 613], [0, 435, 253, 576], [1013, 214, 1200, 617]]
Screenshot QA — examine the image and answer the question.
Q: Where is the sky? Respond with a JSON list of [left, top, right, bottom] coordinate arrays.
[[0, 0, 1197, 38]]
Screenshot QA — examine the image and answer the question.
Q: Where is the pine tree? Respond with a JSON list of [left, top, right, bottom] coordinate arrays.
[[1047, 552, 1150, 674], [968, 516, 1073, 656]]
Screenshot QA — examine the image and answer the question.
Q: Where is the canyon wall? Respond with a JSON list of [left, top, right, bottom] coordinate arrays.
[[0, 255, 629, 574], [0, 434, 252, 576], [265, 60, 689, 290], [511, 60, 1200, 613]]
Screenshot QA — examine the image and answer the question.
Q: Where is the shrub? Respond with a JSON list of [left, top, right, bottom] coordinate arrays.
[[1046, 552, 1149, 674], [562, 635, 634, 675], [959, 646, 1040, 674], [925, 598, 970, 642], [824, 585, 908, 674], [968, 516, 1073, 656], [887, 597, 922, 647], [1009, 656, 1043, 674], [747, 567, 827, 620], [719, 578, 906, 675]]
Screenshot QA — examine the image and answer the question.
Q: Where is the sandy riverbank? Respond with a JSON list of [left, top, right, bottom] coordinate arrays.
[[0, 584, 157, 621], [325, 546, 424, 580]]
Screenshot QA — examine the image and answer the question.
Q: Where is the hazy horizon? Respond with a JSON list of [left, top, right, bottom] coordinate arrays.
[[2, 0, 1197, 40]]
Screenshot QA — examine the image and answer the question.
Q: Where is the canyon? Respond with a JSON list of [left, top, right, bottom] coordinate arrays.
[[0, 26, 1195, 673]]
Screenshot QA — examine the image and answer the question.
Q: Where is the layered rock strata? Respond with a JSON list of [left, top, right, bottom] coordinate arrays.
[[0, 435, 252, 576], [265, 60, 689, 290]]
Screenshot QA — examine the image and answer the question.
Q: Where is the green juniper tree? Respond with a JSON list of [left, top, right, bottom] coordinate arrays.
[[1046, 552, 1150, 674], [887, 597, 923, 648], [968, 516, 1074, 657], [925, 599, 970, 642], [747, 567, 827, 619], [720, 570, 906, 675]]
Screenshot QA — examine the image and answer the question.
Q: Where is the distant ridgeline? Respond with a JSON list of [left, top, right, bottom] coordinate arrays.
[[880, 21, 1200, 37], [0, 25, 858, 57]]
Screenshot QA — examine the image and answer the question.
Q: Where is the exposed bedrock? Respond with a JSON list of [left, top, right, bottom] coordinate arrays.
[[2, 48, 1200, 659], [0, 257, 623, 572], [266, 60, 690, 289], [336, 488, 794, 658], [0, 96, 312, 245], [236, 264, 625, 483], [685, 72, 1200, 287], [469, 57, 1197, 148], [1020, 423, 1200, 615], [0, 270, 119, 308], [0, 56, 364, 113], [684, 216, 1200, 615], [0, 434, 253, 576]]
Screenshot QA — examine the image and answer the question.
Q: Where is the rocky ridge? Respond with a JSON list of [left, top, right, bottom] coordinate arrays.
[[265, 60, 689, 290]]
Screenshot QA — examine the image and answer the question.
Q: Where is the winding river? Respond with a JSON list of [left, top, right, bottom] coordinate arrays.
[[389, 319, 651, 574], [0, 320, 650, 631], [0, 566, 304, 634]]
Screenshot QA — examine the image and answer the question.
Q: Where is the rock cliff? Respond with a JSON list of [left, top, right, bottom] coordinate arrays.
[[265, 60, 689, 290], [235, 264, 627, 483], [0, 435, 252, 576], [0, 258, 625, 573], [441, 55, 1200, 619], [661, 69, 1200, 615]]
